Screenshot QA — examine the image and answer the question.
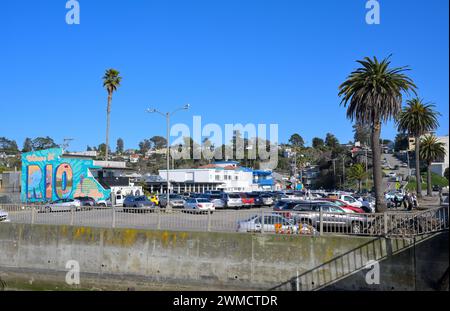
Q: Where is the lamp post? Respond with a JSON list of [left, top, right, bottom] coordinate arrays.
[[146, 104, 190, 210]]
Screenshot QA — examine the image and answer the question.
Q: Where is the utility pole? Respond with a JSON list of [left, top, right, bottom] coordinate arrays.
[[342, 155, 346, 187], [332, 158, 337, 189], [147, 104, 190, 210]]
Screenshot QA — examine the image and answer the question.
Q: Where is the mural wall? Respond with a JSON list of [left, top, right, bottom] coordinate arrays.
[[21, 148, 110, 203]]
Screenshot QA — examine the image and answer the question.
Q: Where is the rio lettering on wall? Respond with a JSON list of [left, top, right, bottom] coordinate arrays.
[[21, 148, 110, 203]]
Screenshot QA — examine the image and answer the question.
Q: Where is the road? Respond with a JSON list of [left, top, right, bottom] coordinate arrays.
[[382, 153, 409, 192]]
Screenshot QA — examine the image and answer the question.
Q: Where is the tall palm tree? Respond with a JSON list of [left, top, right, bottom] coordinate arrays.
[[396, 98, 440, 198], [419, 135, 445, 196], [102, 69, 122, 161], [339, 56, 416, 212]]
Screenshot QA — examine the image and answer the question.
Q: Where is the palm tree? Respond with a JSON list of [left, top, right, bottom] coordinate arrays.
[[339, 56, 416, 212], [347, 163, 368, 193], [396, 98, 440, 198], [419, 135, 445, 196], [102, 69, 122, 161]]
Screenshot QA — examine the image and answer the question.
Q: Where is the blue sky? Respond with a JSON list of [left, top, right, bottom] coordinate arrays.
[[1, 0, 448, 151]]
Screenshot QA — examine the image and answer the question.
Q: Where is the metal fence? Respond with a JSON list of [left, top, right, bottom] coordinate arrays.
[[0, 204, 448, 237]]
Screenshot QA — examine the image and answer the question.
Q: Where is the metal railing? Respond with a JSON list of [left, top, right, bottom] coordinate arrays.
[[0, 204, 448, 237]]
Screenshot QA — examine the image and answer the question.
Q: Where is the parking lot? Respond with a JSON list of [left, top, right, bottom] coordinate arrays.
[[4, 205, 275, 233]]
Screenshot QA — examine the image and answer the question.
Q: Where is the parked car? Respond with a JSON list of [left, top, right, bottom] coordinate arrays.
[[0, 209, 10, 222], [320, 198, 365, 213], [291, 205, 370, 234], [201, 193, 226, 209], [401, 163, 408, 167], [44, 198, 81, 212], [159, 194, 185, 208], [259, 193, 274, 206], [246, 193, 264, 207], [184, 198, 215, 213], [239, 193, 255, 208], [385, 191, 404, 201], [432, 185, 442, 192], [237, 214, 298, 233], [96, 198, 112, 207], [74, 196, 96, 209], [441, 194, 449, 207], [327, 194, 363, 208], [221, 193, 243, 209], [122, 196, 156, 212]]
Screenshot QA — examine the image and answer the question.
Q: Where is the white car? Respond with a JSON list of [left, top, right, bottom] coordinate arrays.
[[44, 198, 81, 212], [184, 198, 215, 213], [337, 195, 363, 208], [237, 214, 298, 233], [387, 172, 397, 178], [0, 209, 10, 222]]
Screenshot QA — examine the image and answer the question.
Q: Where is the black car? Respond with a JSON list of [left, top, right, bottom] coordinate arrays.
[[432, 185, 442, 192], [246, 193, 264, 207], [273, 200, 301, 211]]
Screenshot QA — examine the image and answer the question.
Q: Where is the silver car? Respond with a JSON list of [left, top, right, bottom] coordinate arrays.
[[223, 193, 243, 209], [159, 194, 185, 208], [237, 214, 298, 233], [0, 209, 10, 222], [43, 198, 81, 212]]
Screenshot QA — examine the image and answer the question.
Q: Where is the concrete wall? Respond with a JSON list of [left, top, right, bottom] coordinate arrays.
[[0, 223, 448, 291], [0, 223, 376, 290]]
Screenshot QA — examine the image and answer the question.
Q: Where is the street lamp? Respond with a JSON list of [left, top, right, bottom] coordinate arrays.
[[146, 104, 190, 210]]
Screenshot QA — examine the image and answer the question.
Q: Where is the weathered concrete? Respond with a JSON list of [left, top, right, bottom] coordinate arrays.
[[323, 231, 449, 291], [0, 223, 447, 290]]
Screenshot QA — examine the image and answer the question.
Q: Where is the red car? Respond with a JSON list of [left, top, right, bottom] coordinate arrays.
[[321, 198, 365, 213], [239, 193, 255, 208]]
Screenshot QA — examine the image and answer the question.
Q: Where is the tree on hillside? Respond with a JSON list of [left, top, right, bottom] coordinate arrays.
[[419, 135, 446, 196], [102, 68, 122, 161], [116, 138, 124, 154], [347, 163, 368, 192], [339, 56, 416, 212], [397, 98, 440, 198], [312, 137, 324, 149], [289, 133, 304, 148], [97, 143, 110, 157], [325, 133, 339, 149], [150, 136, 167, 150], [353, 121, 371, 146], [31, 137, 58, 151], [394, 133, 409, 151], [22, 138, 33, 153], [0, 137, 19, 154], [138, 139, 152, 155]]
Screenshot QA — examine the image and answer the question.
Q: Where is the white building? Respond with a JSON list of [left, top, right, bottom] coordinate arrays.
[[431, 135, 449, 176], [158, 163, 255, 193]]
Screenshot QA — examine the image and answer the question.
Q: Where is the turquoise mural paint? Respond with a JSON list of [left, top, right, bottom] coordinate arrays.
[[21, 148, 110, 203]]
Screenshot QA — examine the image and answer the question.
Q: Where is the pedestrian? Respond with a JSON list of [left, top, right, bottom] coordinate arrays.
[[402, 193, 408, 209], [412, 193, 418, 209], [407, 192, 414, 211]]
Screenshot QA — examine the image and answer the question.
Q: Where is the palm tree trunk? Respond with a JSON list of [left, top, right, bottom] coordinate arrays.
[[105, 93, 112, 161], [415, 136, 422, 198], [427, 161, 432, 196], [372, 120, 385, 212]]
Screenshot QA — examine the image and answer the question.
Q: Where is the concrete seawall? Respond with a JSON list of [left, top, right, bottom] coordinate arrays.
[[0, 223, 448, 290]]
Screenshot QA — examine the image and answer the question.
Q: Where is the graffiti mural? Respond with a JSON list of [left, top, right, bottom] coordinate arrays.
[[21, 148, 110, 203]]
